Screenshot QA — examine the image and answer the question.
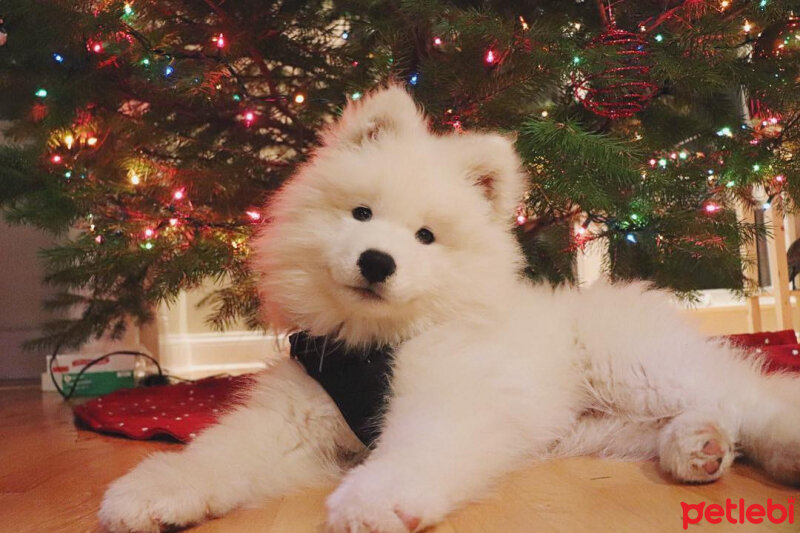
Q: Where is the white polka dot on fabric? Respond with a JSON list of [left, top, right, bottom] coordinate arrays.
[[793, 349, 799, 356], [765, 338, 770, 344], [141, 427, 149, 431], [189, 433, 196, 438], [118, 422, 124, 427], [176, 417, 182, 421]]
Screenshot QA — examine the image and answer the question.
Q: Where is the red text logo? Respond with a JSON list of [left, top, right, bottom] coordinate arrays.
[[681, 498, 795, 529]]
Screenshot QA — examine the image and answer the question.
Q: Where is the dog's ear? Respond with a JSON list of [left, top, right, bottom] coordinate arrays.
[[322, 85, 427, 147], [458, 133, 527, 221]]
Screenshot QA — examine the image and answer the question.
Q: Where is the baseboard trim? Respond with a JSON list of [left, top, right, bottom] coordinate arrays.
[[157, 331, 287, 375]]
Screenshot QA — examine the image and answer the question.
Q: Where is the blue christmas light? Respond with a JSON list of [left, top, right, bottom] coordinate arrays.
[[626, 233, 638, 244], [53, 53, 64, 63], [409, 73, 419, 86], [341, 31, 349, 40], [164, 65, 174, 76], [351, 92, 362, 101]]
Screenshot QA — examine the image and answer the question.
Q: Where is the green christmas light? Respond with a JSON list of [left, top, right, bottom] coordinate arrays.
[[351, 92, 362, 100], [35, 88, 48, 98], [753, 164, 761, 171], [726, 181, 735, 188], [141, 58, 150, 66], [233, 94, 241, 101], [655, 34, 664, 42], [123, 3, 133, 16], [658, 158, 667, 167], [572, 56, 581, 65]]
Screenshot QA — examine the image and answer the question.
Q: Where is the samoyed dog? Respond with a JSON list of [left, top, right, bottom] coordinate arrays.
[[100, 87, 800, 532]]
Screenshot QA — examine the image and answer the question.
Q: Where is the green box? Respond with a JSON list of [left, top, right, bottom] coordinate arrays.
[[62, 370, 135, 396]]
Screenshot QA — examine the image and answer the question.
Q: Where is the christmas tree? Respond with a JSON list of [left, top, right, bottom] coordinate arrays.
[[1, 0, 799, 350]]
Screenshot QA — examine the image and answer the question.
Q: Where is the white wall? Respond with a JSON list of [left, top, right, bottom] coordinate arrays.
[[0, 220, 58, 379]]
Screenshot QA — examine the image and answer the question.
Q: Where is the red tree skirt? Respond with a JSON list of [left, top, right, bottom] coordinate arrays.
[[73, 374, 256, 442], [73, 331, 800, 443]]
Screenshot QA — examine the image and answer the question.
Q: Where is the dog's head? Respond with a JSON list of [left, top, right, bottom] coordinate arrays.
[[252, 86, 527, 345]]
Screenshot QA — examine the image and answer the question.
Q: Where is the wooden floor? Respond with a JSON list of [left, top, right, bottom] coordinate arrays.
[[1, 382, 797, 533]]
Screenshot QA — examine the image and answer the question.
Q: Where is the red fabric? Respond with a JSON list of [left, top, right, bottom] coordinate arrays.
[[73, 374, 256, 442], [744, 344, 800, 373], [726, 329, 797, 347]]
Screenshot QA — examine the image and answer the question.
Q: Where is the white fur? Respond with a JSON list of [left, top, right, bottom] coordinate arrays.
[[100, 86, 800, 532]]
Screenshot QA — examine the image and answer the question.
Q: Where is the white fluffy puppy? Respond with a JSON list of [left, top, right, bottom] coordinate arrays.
[[100, 87, 800, 533]]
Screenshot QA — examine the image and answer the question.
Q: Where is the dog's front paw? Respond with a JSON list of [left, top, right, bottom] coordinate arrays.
[[98, 452, 214, 532], [325, 467, 423, 533]]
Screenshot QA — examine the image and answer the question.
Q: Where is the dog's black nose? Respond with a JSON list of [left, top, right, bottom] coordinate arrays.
[[357, 249, 396, 284]]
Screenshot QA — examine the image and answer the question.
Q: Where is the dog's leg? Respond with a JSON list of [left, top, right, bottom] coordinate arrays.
[[324, 329, 579, 533], [576, 283, 800, 485], [99, 358, 363, 532]]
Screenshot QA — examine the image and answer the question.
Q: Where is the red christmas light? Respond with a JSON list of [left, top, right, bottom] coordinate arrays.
[[215, 33, 225, 48], [704, 202, 721, 214], [51, 154, 62, 164], [433, 37, 443, 46], [173, 189, 185, 200], [246, 210, 261, 221], [484, 49, 496, 65]]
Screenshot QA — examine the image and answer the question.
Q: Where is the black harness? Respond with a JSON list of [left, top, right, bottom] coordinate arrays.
[[289, 332, 394, 448]]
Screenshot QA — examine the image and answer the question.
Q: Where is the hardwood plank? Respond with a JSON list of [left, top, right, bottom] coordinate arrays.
[[2, 383, 797, 532]]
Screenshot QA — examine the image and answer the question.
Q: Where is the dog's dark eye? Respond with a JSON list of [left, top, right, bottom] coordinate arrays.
[[415, 227, 435, 245], [352, 206, 372, 221]]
